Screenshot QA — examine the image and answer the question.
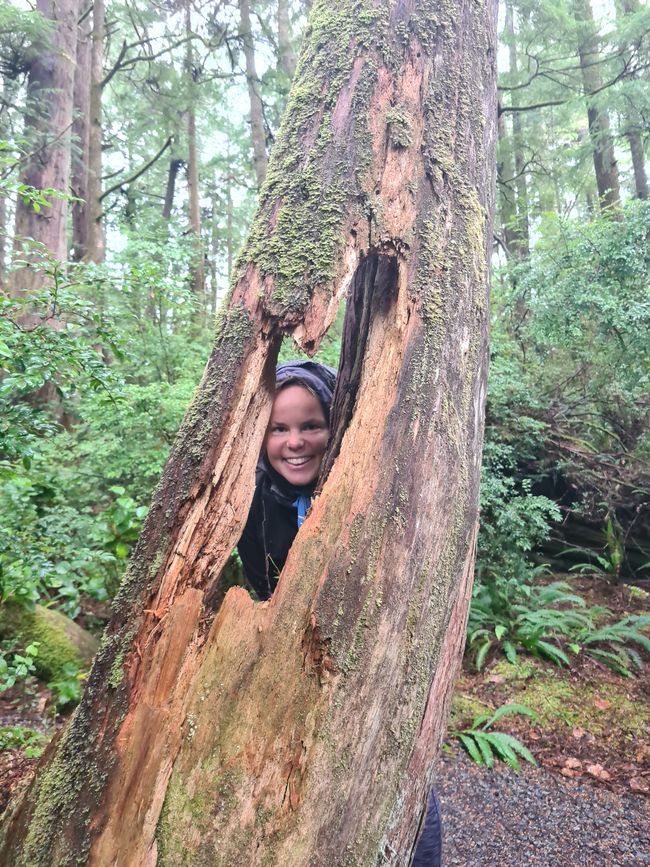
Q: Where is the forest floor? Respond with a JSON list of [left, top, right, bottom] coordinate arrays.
[[0, 576, 648, 862]]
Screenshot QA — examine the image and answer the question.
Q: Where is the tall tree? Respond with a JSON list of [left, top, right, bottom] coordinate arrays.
[[1, 1, 497, 864], [618, 0, 648, 199], [11, 0, 82, 296], [572, 0, 621, 213], [86, 0, 105, 262], [239, 0, 268, 187], [505, 1, 529, 256], [71, 15, 91, 261], [185, 0, 204, 299], [277, 0, 297, 79]]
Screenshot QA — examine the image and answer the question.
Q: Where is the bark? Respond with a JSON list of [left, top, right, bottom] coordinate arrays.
[[497, 104, 518, 255], [0, 1, 497, 865], [162, 158, 183, 220], [10, 0, 81, 296], [85, 0, 105, 263], [573, 0, 621, 214], [505, 2, 529, 257], [239, 0, 268, 187], [186, 1, 205, 300], [71, 20, 91, 262], [618, 0, 648, 200], [277, 0, 297, 79], [627, 126, 648, 199], [0, 192, 6, 290]]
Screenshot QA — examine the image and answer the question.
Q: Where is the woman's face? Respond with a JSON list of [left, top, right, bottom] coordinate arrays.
[[265, 385, 329, 486]]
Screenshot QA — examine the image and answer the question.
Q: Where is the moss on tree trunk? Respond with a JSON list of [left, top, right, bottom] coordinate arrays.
[[0, 1, 497, 864]]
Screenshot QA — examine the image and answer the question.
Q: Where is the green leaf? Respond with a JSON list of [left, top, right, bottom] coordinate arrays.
[[457, 733, 484, 766]]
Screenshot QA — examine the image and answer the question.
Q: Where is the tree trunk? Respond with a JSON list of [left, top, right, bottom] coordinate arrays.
[[163, 158, 183, 219], [497, 103, 518, 255], [277, 0, 297, 80], [71, 20, 91, 261], [0, 192, 6, 290], [11, 0, 81, 296], [619, 0, 648, 200], [85, 0, 105, 263], [239, 0, 268, 187], [0, 2, 497, 865], [185, 1, 205, 302], [627, 127, 648, 200], [572, 0, 621, 214], [505, 1, 529, 256]]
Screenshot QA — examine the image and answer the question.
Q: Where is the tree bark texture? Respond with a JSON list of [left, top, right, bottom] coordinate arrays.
[[505, 2, 529, 257], [277, 0, 297, 79], [163, 158, 183, 220], [0, 1, 497, 864], [71, 21, 91, 261], [85, 0, 105, 263], [573, 0, 621, 214], [11, 0, 81, 295], [239, 0, 268, 188]]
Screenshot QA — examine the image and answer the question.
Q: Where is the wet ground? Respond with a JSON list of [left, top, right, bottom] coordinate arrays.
[[436, 750, 650, 867]]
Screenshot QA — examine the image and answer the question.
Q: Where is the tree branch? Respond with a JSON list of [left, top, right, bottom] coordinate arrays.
[[99, 136, 173, 201]]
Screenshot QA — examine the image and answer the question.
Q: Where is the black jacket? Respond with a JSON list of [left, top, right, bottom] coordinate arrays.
[[237, 461, 314, 600]]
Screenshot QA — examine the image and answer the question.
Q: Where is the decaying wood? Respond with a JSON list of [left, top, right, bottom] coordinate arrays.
[[0, 1, 497, 864]]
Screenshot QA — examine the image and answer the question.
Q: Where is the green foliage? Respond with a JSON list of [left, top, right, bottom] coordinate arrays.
[[468, 572, 650, 677], [450, 703, 539, 770], [0, 725, 49, 759], [0, 640, 40, 691]]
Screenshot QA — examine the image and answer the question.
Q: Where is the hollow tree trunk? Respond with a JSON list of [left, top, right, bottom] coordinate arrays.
[[11, 0, 81, 296], [239, 0, 268, 187], [0, 2, 497, 865]]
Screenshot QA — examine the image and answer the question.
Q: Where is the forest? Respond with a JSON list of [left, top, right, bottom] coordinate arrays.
[[0, 0, 649, 863]]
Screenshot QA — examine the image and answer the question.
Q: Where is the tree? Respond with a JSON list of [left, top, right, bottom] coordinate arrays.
[[239, 0, 268, 187], [10, 0, 82, 296], [572, 0, 621, 212], [0, 0, 497, 863]]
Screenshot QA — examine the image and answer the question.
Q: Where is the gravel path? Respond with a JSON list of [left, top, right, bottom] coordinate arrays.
[[435, 752, 650, 867]]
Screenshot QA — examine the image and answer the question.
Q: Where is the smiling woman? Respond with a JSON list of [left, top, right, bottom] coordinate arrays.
[[236, 360, 336, 600]]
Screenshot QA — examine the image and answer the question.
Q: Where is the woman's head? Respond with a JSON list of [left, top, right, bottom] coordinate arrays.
[[265, 361, 336, 486]]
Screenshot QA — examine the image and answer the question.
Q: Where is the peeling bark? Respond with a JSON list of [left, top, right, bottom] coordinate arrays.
[[0, 1, 497, 864]]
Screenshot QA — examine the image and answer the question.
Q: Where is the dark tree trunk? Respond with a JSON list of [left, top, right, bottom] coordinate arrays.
[[0, 2, 497, 864], [163, 158, 183, 220], [239, 0, 268, 187], [505, 1, 529, 256], [627, 127, 648, 199], [85, 0, 105, 263], [11, 0, 81, 296], [185, 1, 204, 302], [573, 0, 621, 214], [71, 20, 91, 261]]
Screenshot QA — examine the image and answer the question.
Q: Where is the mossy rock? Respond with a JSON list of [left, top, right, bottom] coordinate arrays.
[[0, 603, 99, 681]]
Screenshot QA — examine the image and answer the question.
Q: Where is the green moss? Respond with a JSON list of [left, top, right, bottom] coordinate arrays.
[[385, 105, 413, 149], [234, 1, 392, 316], [0, 603, 98, 682], [485, 661, 648, 736]]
